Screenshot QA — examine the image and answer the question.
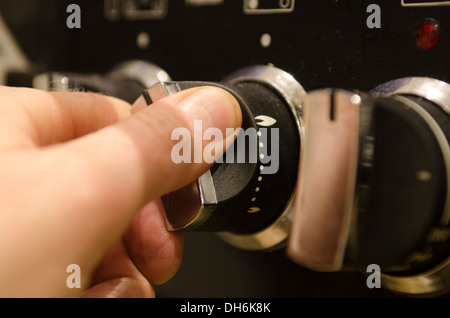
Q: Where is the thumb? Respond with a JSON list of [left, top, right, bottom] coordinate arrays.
[[55, 85, 241, 234], [45, 86, 240, 275], [74, 86, 242, 202], [0, 86, 242, 297]]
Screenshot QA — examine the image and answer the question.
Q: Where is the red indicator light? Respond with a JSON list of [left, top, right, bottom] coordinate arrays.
[[415, 18, 440, 50]]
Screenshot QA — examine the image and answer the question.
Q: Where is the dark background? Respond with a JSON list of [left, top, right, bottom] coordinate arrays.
[[1, 0, 448, 297]]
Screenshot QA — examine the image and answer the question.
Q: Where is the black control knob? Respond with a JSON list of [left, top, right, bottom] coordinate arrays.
[[288, 77, 450, 295], [143, 65, 305, 250]]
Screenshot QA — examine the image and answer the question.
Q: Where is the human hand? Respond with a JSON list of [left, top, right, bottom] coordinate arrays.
[[0, 85, 242, 297]]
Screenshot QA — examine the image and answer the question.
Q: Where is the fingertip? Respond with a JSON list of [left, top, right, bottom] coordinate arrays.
[[125, 200, 185, 285], [83, 277, 155, 298]]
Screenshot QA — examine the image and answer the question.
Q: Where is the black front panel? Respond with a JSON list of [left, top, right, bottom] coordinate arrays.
[[1, 0, 449, 297]]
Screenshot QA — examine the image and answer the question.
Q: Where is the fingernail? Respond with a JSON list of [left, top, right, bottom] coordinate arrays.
[[179, 86, 242, 133]]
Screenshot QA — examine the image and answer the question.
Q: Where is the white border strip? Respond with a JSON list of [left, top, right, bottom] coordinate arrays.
[[402, 0, 450, 7]]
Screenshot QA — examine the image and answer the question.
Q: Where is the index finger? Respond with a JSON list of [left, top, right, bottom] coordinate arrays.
[[0, 86, 131, 150]]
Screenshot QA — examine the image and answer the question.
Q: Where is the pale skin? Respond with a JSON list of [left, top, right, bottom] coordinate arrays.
[[0, 85, 242, 297]]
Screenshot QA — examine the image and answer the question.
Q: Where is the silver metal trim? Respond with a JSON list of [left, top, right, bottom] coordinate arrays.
[[381, 256, 450, 296], [243, 0, 295, 14], [187, 170, 218, 229], [217, 194, 295, 251], [33, 60, 170, 93], [165, 170, 218, 231], [108, 60, 171, 88], [122, 0, 168, 20], [219, 64, 306, 251], [148, 82, 219, 231], [374, 77, 450, 117], [225, 65, 306, 132], [32, 73, 70, 92], [198, 169, 218, 207], [401, 0, 450, 7]]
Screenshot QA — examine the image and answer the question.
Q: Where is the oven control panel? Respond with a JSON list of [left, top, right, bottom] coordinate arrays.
[[1, 0, 449, 297]]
